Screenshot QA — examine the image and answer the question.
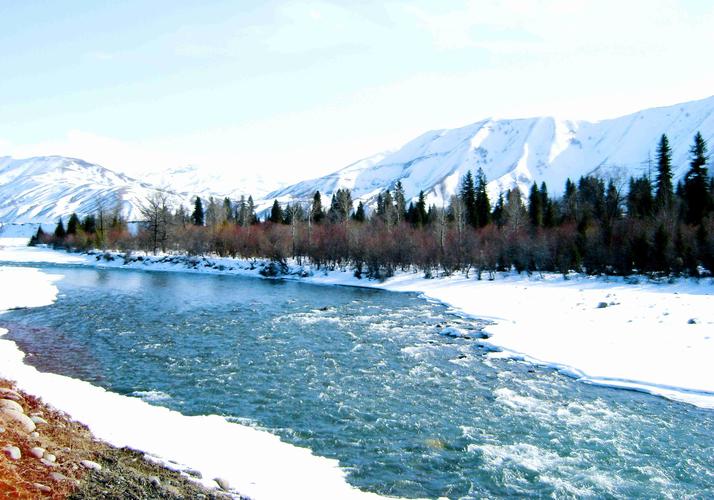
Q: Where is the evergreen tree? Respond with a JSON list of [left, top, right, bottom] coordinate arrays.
[[269, 199, 284, 223], [414, 191, 428, 227], [654, 133, 674, 212], [328, 189, 353, 222], [683, 132, 711, 225], [474, 168, 490, 227], [311, 191, 325, 223], [492, 192, 505, 227], [627, 176, 654, 219], [394, 181, 407, 223], [460, 170, 477, 227], [562, 179, 577, 222], [353, 201, 366, 222], [191, 197, 205, 226], [540, 182, 556, 228], [55, 217, 67, 240], [67, 213, 80, 235], [223, 197, 233, 223], [29, 227, 45, 246], [247, 196, 258, 224], [82, 214, 97, 234], [528, 182, 543, 227]]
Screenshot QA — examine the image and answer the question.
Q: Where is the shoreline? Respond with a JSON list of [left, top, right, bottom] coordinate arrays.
[[5, 244, 713, 409]]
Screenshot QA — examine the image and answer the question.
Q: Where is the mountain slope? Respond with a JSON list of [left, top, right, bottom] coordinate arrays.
[[267, 95, 714, 207], [0, 156, 191, 224]]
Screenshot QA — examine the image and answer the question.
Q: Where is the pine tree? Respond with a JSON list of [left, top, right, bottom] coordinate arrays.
[[627, 176, 654, 219], [474, 168, 490, 227], [683, 132, 711, 225], [55, 217, 67, 240], [528, 182, 543, 227], [540, 182, 555, 227], [81, 215, 96, 233], [67, 213, 80, 235], [223, 197, 233, 223], [460, 170, 477, 227], [269, 199, 284, 223], [311, 191, 325, 223], [247, 196, 258, 224], [414, 191, 428, 227], [191, 197, 205, 226], [654, 134, 674, 212], [353, 201, 366, 222], [394, 181, 407, 223]]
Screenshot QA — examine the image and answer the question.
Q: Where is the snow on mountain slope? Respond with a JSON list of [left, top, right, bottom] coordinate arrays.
[[0, 156, 191, 224], [267, 95, 714, 208], [145, 165, 284, 202]]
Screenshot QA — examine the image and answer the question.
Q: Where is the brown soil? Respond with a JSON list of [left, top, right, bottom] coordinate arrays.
[[0, 378, 239, 499]]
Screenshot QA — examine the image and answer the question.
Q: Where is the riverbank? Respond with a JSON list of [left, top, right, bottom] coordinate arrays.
[[0, 378, 231, 499], [5, 242, 712, 409], [0, 245, 386, 498]]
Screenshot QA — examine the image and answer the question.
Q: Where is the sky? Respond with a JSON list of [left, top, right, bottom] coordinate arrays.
[[1, 0, 713, 185]]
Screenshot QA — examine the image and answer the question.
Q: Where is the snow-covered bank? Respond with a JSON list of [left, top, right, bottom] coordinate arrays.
[[0, 254, 384, 499], [5, 243, 712, 410]]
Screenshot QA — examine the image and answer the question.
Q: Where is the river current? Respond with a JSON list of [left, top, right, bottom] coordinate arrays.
[[2, 265, 712, 498]]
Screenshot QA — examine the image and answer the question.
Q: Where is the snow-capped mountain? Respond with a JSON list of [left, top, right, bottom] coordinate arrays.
[[0, 156, 192, 224], [145, 165, 284, 201], [267, 95, 714, 208]]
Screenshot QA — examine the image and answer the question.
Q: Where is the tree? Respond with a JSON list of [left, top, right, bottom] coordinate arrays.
[[654, 134, 674, 213], [414, 191, 428, 227], [353, 201, 366, 222], [683, 132, 711, 225], [223, 197, 234, 223], [627, 176, 654, 219], [474, 168, 490, 227], [140, 191, 172, 254], [269, 199, 284, 223], [311, 191, 325, 223], [528, 182, 543, 228], [394, 181, 407, 223], [67, 213, 80, 235], [460, 170, 477, 227], [191, 197, 205, 226], [328, 189, 353, 222], [54, 218, 66, 239]]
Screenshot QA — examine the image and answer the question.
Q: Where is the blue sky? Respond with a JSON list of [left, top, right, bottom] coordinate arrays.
[[1, 0, 713, 182]]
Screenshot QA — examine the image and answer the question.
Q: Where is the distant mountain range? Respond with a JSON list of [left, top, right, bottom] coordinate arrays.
[[1, 95, 713, 225]]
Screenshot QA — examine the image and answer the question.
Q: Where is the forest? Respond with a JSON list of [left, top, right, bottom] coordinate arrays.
[[35, 132, 714, 279]]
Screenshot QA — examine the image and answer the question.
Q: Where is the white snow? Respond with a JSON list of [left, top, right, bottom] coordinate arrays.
[[0, 246, 385, 500], [0, 241, 712, 498], [267, 95, 714, 207]]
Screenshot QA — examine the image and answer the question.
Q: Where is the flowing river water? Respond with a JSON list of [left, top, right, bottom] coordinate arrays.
[[1, 265, 713, 498]]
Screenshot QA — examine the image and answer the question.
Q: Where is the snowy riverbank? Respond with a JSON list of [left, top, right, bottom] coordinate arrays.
[[0, 239, 713, 496], [3, 242, 713, 410], [0, 245, 386, 499]]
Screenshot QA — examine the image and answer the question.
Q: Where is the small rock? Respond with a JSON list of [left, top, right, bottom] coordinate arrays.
[[214, 477, 231, 491], [149, 475, 161, 487], [33, 483, 51, 493], [164, 485, 182, 496], [40, 458, 58, 467], [80, 459, 102, 471], [0, 426, 5, 433], [49, 472, 68, 482], [31, 415, 49, 425], [184, 468, 202, 479], [2, 445, 21, 460], [0, 388, 23, 401], [44, 453, 57, 463], [688, 318, 697, 324], [30, 431, 40, 439], [597, 302, 608, 309], [30, 447, 45, 459], [0, 399, 24, 413], [0, 409, 36, 432]]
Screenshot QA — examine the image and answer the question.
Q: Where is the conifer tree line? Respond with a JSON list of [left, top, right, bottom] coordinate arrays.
[[37, 132, 714, 278]]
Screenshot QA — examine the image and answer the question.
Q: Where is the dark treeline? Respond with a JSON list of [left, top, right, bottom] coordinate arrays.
[[36, 132, 714, 279]]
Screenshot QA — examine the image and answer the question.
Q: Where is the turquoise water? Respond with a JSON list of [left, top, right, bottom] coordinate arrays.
[[2, 266, 713, 498]]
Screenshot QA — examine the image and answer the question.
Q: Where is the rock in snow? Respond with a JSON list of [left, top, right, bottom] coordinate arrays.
[[2, 445, 21, 460]]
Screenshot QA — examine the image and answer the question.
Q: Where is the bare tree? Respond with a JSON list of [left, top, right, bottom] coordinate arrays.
[[140, 191, 173, 254]]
